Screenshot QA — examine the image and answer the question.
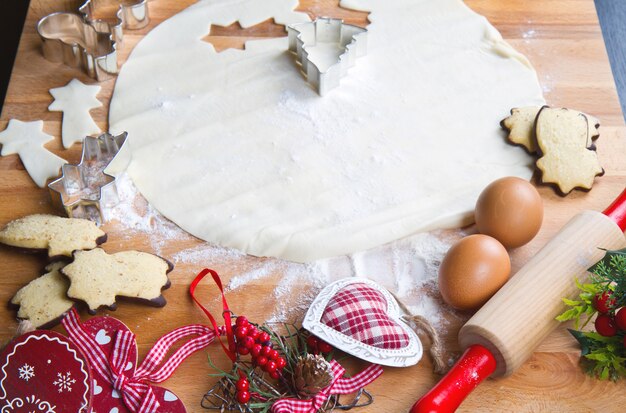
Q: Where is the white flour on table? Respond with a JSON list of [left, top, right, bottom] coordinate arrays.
[[105, 172, 461, 335]]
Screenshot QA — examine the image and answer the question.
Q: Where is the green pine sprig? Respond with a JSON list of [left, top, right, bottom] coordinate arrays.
[[556, 248, 626, 381], [568, 329, 626, 381], [555, 278, 600, 329]]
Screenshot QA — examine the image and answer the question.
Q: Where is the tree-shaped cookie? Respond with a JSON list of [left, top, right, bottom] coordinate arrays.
[[535, 107, 603, 194], [0, 214, 107, 258], [0, 119, 67, 187], [62, 248, 173, 313], [502, 106, 600, 153], [11, 262, 74, 328]]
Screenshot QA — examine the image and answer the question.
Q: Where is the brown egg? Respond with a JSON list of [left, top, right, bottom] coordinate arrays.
[[438, 234, 511, 311], [475, 177, 543, 249]]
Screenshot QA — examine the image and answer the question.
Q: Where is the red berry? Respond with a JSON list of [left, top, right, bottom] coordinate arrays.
[[317, 341, 333, 353], [307, 336, 319, 350], [236, 316, 249, 328], [247, 326, 259, 339], [268, 349, 280, 360], [237, 391, 251, 404], [236, 379, 250, 392], [243, 336, 255, 349], [265, 360, 277, 373], [256, 356, 268, 367], [593, 292, 616, 314], [270, 370, 281, 380], [235, 326, 249, 340], [237, 345, 250, 355], [276, 357, 287, 369], [260, 345, 272, 357], [251, 343, 263, 357], [595, 314, 618, 337], [615, 307, 626, 330], [259, 332, 271, 343]]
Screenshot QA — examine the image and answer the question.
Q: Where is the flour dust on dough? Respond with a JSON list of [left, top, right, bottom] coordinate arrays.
[[109, 0, 545, 263]]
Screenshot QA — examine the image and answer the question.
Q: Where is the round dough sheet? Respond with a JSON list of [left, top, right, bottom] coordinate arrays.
[[109, 0, 545, 262]]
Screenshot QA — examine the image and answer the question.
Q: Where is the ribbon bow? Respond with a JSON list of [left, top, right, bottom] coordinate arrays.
[[63, 308, 222, 413], [271, 360, 383, 413]]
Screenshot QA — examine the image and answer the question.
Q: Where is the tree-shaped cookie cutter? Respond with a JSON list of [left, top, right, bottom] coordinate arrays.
[[48, 132, 130, 224], [37, 0, 150, 81], [287, 18, 368, 96]]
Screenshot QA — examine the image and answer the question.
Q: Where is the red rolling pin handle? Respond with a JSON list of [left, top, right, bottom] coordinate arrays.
[[411, 187, 626, 413], [410, 345, 495, 413], [603, 187, 626, 231]]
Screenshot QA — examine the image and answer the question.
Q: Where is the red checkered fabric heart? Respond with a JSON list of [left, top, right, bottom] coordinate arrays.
[[320, 283, 410, 349]]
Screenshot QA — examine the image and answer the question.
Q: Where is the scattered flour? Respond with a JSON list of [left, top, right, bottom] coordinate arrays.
[[103, 173, 194, 254], [105, 172, 461, 340], [173, 227, 461, 332]]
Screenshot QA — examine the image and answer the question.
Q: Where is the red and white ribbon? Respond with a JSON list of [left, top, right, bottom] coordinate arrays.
[[271, 360, 383, 413], [63, 308, 222, 413]]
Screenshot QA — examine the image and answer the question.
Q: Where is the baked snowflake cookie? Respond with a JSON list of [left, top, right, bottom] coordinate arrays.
[[62, 248, 173, 313], [0, 214, 106, 258], [10, 262, 74, 329], [501, 105, 603, 194]]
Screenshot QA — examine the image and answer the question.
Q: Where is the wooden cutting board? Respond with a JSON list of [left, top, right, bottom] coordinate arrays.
[[1, 0, 625, 411]]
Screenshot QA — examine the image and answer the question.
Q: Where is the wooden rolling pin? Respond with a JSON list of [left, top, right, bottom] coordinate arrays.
[[411, 188, 626, 413]]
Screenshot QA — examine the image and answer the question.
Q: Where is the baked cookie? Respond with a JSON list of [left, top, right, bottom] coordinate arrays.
[[535, 107, 604, 194], [501, 106, 600, 153], [0, 214, 107, 258], [62, 248, 173, 313], [11, 262, 74, 328], [501, 106, 543, 153]]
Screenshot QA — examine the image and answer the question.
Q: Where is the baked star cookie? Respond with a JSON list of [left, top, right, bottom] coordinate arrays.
[[535, 107, 604, 194], [0, 214, 107, 258], [501, 106, 600, 153], [11, 262, 74, 328], [62, 248, 173, 312]]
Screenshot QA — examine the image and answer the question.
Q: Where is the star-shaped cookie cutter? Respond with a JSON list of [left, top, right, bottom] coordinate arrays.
[[48, 132, 131, 224], [287, 17, 368, 96], [37, 0, 151, 81]]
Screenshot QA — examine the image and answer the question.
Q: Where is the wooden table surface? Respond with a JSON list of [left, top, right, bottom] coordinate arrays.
[[1, 1, 626, 412]]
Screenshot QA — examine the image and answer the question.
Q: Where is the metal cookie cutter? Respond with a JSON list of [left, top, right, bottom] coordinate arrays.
[[79, 0, 151, 43], [288, 17, 368, 96], [48, 132, 131, 224], [37, 1, 151, 81], [37, 12, 118, 81]]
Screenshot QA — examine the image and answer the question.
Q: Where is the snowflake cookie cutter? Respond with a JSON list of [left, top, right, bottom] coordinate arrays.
[[48, 132, 131, 224], [287, 17, 368, 96], [37, 0, 151, 81]]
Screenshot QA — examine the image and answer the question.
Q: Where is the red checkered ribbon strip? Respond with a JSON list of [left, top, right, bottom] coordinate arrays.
[[321, 283, 410, 349], [63, 308, 221, 413], [270, 360, 383, 413]]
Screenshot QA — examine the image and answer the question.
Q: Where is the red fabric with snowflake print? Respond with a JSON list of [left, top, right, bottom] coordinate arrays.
[[0, 330, 92, 412]]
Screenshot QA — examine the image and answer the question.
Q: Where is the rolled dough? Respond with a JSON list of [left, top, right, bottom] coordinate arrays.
[[109, 0, 545, 262]]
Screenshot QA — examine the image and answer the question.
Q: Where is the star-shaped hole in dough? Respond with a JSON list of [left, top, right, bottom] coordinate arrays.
[[49, 78, 102, 149], [0, 119, 67, 187], [202, 19, 287, 52]]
